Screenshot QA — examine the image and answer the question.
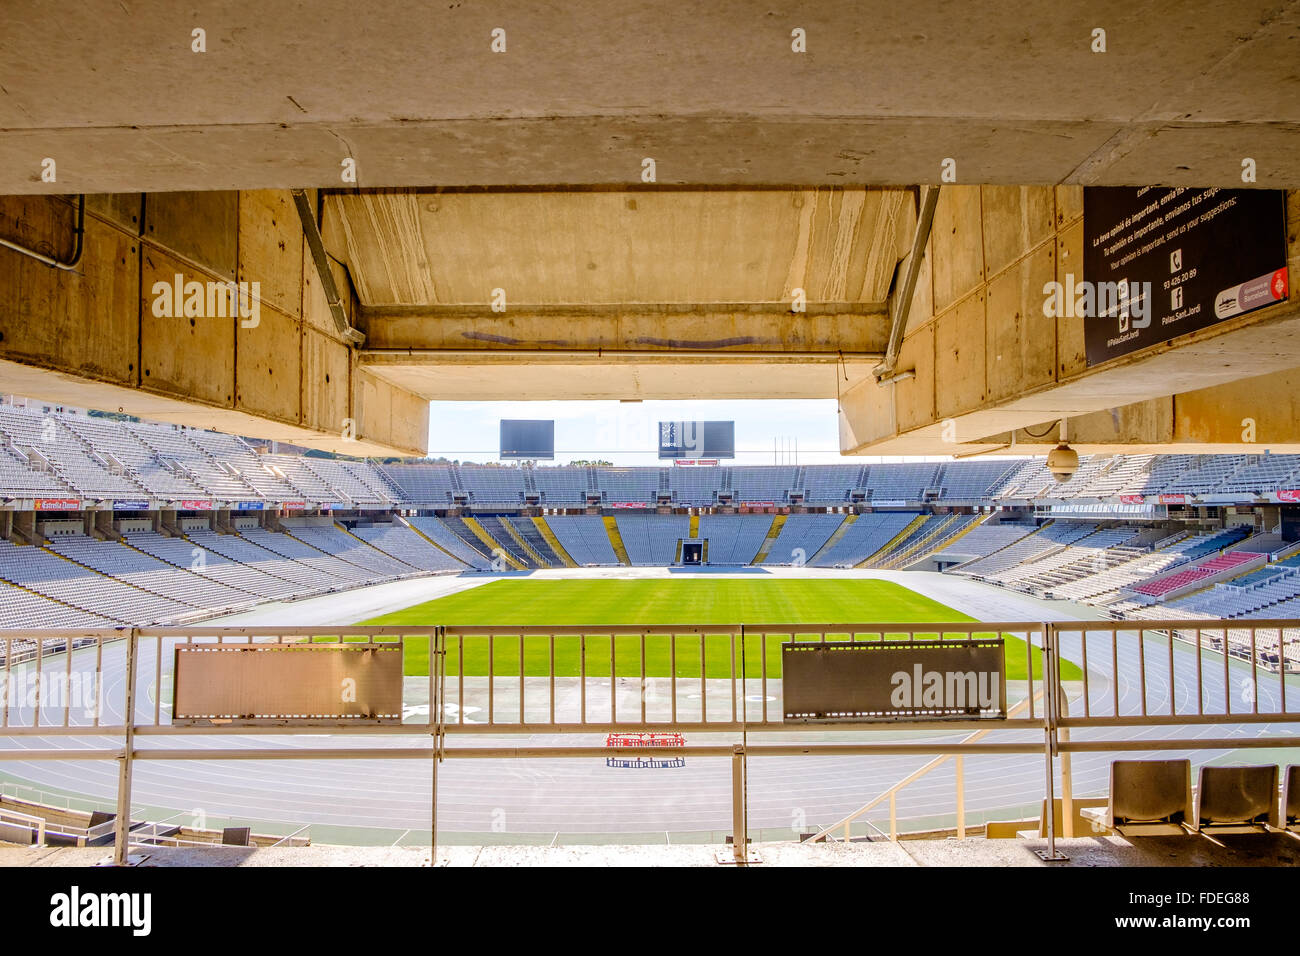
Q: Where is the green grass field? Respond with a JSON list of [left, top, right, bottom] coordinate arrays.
[[339, 578, 1078, 681]]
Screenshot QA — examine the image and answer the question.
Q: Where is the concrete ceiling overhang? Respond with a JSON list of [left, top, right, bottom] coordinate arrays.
[[3, 1, 1300, 192], [331, 186, 909, 400]]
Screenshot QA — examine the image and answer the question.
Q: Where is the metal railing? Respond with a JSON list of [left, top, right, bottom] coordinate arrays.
[[0, 620, 1296, 864]]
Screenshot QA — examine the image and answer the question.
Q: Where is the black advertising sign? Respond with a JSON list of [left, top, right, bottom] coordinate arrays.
[[782, 639, 1007, 722], [1082, 187, 1288, 366]]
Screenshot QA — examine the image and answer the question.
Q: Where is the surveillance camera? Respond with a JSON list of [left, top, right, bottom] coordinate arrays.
[[1046, 443, 1079, 483]]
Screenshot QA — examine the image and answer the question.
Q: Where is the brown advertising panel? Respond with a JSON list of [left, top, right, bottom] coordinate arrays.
[[782, 639, 1007, 722], [172, 644, 403, 726]]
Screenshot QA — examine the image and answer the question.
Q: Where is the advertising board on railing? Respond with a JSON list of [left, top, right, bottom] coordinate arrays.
[[172, 644, 403, 726], [782, 639, 1007, 722]]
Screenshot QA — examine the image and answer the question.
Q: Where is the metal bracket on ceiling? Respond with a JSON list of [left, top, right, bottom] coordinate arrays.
[[873, 184, 940, 383], [290, 189, 365, 347]]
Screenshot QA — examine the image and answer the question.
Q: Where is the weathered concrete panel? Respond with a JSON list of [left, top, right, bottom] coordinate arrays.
[[238, 190, 303, 318], [934, 292, 986, 419], [139, 247, 235, 406], [894, 322, 935, 434], [0, 202, 138, 386], [981, 186, 1054, 278], [1055, 186, 1084, 229], [353, 367, 428, 454], [1054, 219, 1088, 379], [1175, 369, 1300, 447], [931, 187, 985, 314], [301, 326, 351, 438], [235, 304, 301, 425], [985, 243, 1056, 403], [144, 192, 237, 279], [84, 194, 142, 232]]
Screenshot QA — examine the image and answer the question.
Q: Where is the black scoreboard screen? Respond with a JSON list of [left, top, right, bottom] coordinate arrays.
[[500, 419, 555, 460], [657, 421, 735, 460]]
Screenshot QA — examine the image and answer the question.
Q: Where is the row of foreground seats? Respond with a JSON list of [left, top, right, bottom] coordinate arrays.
[[1083, 760, 1300, 837]]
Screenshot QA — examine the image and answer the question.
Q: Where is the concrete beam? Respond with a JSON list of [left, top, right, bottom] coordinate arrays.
[[2, 2, 1299, 191], [361, 307, 890, 355], [973, 367, 1300, 453], [0, 192, 428, 456], [359, 349, 878, 403]]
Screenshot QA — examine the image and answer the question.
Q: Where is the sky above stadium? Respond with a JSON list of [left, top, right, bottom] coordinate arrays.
[[426, 399, 952, 466]]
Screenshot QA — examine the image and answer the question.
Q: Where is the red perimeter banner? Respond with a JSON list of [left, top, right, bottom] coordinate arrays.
[[1275, 489, 1300, 502], [34, 498, 81, 511], [179, 499, 213, 510], [742, 501, 775, 508], [674, 459, 719, 466], [1159, 494, 1188, 504], [1119, 494, 1145, 504], [610, 502, 650, 509]]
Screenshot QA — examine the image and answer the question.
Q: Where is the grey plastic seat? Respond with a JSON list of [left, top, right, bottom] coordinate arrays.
[[1193, 764, 1278, 834], [1081, 759, 1192, 836], [221, 826, 252, 846]]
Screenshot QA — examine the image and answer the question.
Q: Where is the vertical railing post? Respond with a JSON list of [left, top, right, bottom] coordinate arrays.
[[730, 744, 747, 863], [113, 627, 140, 865], [1036, 622, 1067, 862], [955, 755, 965, 839], [1059, 689, 1074, 839], [430, 627, 443, 862]]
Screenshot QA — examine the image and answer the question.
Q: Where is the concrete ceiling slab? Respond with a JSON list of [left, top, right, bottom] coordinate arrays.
[[2, 1, 1298, 191], [331, 187, 911, 309]]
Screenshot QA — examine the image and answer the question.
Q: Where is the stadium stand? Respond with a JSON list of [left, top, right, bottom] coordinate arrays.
[[865, 462, 939, 502], [810, 512, 917, 567], [531, 468, 587, 505], [409, 516, 493, 569], [616, 513, 689, 565], [350, 521, 469, 573], [508, 517, 563, 567], [698, 514, 773, 564], [861, 513, 954, 568], [803, 464, 864, 505], [930, 521, 1037, 561], [547, 516, 620, 566], [474, 516, 539, 568], [2, 404, 1300, 660], [760, 514, 845, 566], [284, 522, 421, 578], [376, 464, 458, 506], [186, 528, 335, 595], [124, 530, 296, 602], [952, 521, 1096, 580], [1130, 549, 1258, 598], [238, 526, 387, 586]]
